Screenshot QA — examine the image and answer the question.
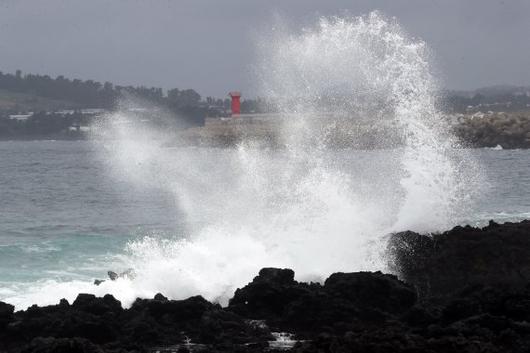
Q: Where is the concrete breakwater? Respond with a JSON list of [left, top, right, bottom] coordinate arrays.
[[176, 112, 530, 149], [452, 112, 530, 148]]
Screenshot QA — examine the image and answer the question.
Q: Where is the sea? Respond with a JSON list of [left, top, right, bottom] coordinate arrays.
[[1, 140, 529, 310]]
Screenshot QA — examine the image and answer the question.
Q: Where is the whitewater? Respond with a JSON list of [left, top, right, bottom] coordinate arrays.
[[1, 12, 489, 309]]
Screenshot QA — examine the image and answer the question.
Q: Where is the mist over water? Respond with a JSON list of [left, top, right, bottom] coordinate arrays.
[[4, 13, 483, 309]]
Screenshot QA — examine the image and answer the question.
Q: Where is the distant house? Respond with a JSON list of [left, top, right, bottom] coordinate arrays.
[[8, 113, 33, 121], [68, 125, 91, 132], [54, 109, 107, 116], [54, 110, 76, 116], [80, 108, 107, 115]]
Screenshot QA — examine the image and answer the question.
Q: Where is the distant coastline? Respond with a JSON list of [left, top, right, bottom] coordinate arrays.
[[2, 111, 530, 149], [2, 70, 530, 148]]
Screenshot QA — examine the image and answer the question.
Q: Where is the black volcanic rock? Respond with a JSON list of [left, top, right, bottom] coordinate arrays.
[[283, 272, 416, 335], [21, 337, 104, 353], [129, 294, 214, 322], [16, 298, 120, 344], [228, 267, 314, 320], [122, 294, 273, 346], [72, 294, 122, 316], [0, 301, 14, 329], [258, 267, 295, 284], [0, 292, 273, 352], [324, 271, 416, 314], [3, 220, 530, 352], [389, 220, 530, 297], [153, 292, 168, 301], [229, 268, 416, 335]]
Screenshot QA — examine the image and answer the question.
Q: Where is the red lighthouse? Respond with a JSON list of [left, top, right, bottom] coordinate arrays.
[[229, 91, 241, 117]]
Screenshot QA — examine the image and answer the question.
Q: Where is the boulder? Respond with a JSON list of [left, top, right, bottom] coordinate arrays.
[[0, 301, 14, 328], [228, 268, 313, 320], [323, 271, 416, 314], [130, 295, 213, 322], [389, 220, 530, 296], [72, 294, 122, 316]]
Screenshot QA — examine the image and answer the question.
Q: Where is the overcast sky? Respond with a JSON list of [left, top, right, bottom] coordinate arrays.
[[0, 0, 529, 97]]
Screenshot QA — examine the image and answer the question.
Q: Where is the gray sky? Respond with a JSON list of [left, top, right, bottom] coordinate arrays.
[[0, 0, 529, 97]]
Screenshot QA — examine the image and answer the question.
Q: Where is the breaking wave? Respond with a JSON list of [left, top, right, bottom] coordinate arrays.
[[5, 12, 482, 310]]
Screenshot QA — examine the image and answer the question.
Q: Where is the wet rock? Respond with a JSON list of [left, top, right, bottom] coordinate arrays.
[[281, 290, 359, 334], [130, 295, 213, 322], [281, 272, 416, 335], [229, 268, 415, 336], [389, 220, 530, 296], [21, 337, 104, 353], [107, 271, 118, 281], [0, 301, 14, 328], [123, 295, 272, 347], [72, 294, 122, 315], [228, 268, 313, 320], [199, 308, 272, 344], [154, 293, 168, 301], [258, 268, 295, 284], [323, 271, 416, 314], [401, 305, 438, 327], [106, 269, 135, 281]]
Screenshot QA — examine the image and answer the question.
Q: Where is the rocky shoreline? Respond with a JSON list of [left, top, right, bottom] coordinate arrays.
[[2, 220, 530, 352]]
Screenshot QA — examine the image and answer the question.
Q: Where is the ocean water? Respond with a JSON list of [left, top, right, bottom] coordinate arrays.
[[1, 141, 529, 309]]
